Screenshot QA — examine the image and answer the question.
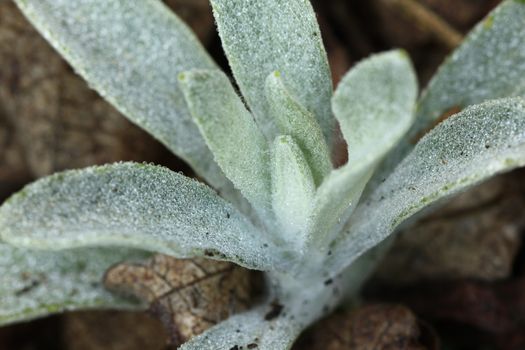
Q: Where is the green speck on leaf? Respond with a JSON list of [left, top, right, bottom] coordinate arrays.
[[54, 173, 66, 181], [399, 49, 410, 59], [483, 15, 494, 29], [504, 158, 518, 166], [15, 189, 28, 200], [75, 260, 87, 271]]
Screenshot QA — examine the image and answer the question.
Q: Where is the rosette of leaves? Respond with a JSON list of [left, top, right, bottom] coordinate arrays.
[[1, 0, 525, 349]]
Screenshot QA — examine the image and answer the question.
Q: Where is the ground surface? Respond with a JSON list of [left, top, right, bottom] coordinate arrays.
[[2, 0, 524, 349]]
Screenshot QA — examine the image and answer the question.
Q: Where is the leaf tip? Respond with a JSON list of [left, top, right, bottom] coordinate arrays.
[[397, 49, 410, 60], [483, 15, 495, 29]]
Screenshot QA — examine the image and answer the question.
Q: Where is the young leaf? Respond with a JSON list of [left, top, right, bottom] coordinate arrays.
[[271, 135, 315, 246], [265, 72, 332, 186], [179, 69, 271, 212], [309, 50, 417, 248], [13, 0, 237, 201], [0, 243, 148, 325], [374, 0, 525, 186], [0, 162, 289, 271], [328, 98, 525, 275], [210, 0, 334, 143], [414, 0, 525, 138], [332, 50, 418, 168], [307, 165, 373, 250]]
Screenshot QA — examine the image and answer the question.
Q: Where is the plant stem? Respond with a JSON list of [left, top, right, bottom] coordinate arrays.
[[380, 0, 463, 50]]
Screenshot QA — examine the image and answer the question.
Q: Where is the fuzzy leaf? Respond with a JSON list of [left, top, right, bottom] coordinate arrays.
[[13, 0, 239, 201], [332, 50, 418, 167], [181, 262, 345, 349], [180, 307, 302, 350], [180, 274, 341, 350], [414, 0, 525, 138], [307, 165, 373, 250], [179, 69, 271, 212], [0, 243, 148, 325], [271, 135, 315, 246], [328, 98, 525, 274], [309, 51, 417, 249], [210, 0, 334, 143], [0, 162, 288, 271], [265, 72, 332, 186]]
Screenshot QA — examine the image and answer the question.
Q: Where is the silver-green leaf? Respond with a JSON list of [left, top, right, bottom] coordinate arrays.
[[179, 69, 271, 213], [181, 270, 340, 350], [328, 98, 525, 274], [271, 135, 315, 247], [13, 0, 238, 201], [0, 162, 288, 271], [413, 0, 525, 140], [332, 50, 418, 168], [180, 307, 302, 350], [210, 0, 334, 143], [265, 72, 332, 186], [0, 243, 148, 325], [307, 165, 373, 251], [367, 0, 525, 194], [309, 50, 417, 249]]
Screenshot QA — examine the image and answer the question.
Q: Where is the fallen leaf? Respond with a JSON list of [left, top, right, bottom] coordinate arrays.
[[63, 311, 171, 350], [104, 254, 253, 346], [0, 1, 176, 177], [294, 304, 437, 350]]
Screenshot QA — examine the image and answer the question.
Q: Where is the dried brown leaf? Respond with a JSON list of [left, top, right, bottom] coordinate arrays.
[[0, 1, 175, 177], [295, 304, 436, 350], [104, 254, 253, 346]]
